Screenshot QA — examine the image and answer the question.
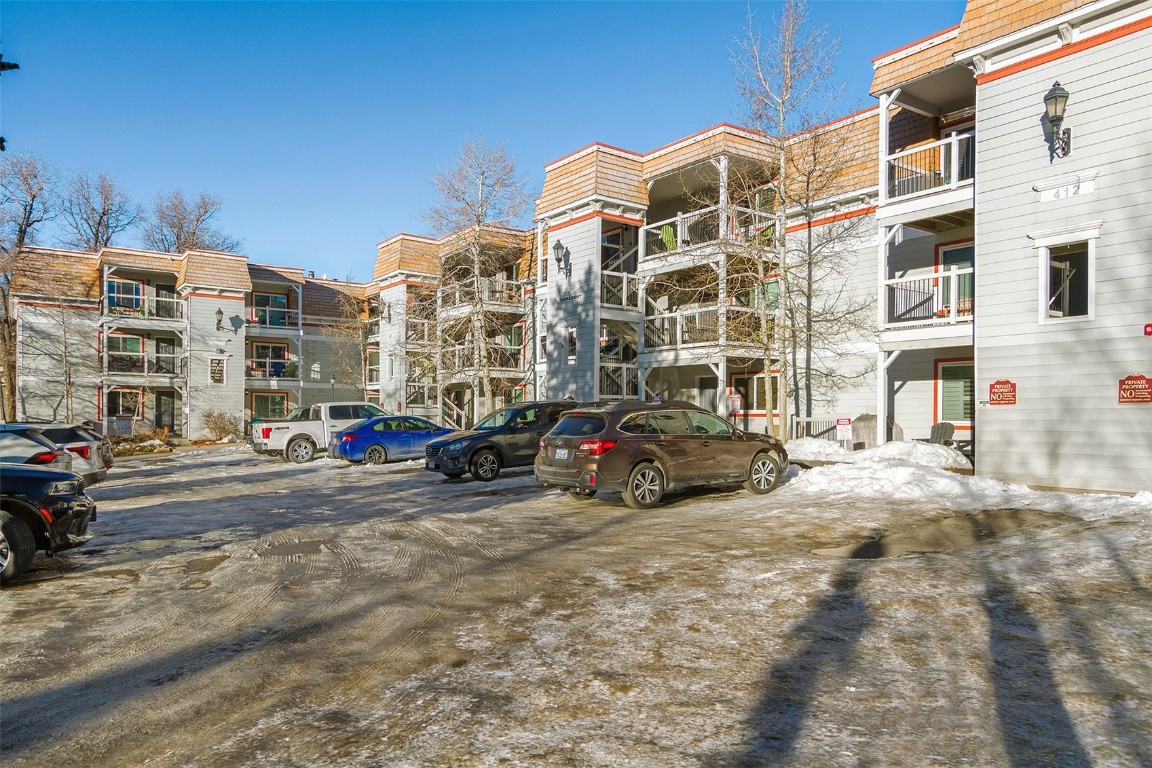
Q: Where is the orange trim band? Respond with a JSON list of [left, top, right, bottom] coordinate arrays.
[[785, 205, 876, 234], [550, 211, 645, 232], [977, 15, 1152, 84]]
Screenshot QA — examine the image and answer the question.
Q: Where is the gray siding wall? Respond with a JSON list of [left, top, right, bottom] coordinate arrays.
[[16, 303, 102, 423], [973, 28, 1152, 492], [544, 218, 600, 400], [186, 296, 246, 439]]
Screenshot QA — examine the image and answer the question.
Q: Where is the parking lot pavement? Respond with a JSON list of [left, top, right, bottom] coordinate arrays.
[[3, 446, 1150, 767]]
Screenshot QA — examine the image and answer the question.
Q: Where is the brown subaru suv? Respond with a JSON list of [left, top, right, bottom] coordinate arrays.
[[534, 400, 788, 509]]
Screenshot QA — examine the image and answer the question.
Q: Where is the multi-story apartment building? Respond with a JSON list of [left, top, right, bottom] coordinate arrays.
[[10, 246, 372, 439], [9, 0, 1146, 493]]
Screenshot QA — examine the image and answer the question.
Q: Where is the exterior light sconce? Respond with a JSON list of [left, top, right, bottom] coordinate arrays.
[[383, 303, 392, 324], [215, 307, 224, 331], [1044, 81, 1072, 158], [552, 240, 571, 279], [329, 374, 336, 400]]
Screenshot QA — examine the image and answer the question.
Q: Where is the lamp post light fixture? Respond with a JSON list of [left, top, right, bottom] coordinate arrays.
[[329, 374, 336, 400], [215, 307, 224, 331], [1044, 81, 1072, 158], [552, 240, 570, 279]]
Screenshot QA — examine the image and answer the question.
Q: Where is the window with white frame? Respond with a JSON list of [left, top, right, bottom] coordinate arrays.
[[937, 361, 974, 425], [566, 328, 577, 365], [731, 373, 779, 413], [107, 389, 141, 417], [252, 392, 288, 420], [1031, 223, 1099, 323]]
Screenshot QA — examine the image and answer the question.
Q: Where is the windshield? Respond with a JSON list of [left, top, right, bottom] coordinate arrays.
[[473, 408, 516, 431]]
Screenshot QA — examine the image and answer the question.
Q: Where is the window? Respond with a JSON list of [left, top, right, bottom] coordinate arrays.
[[566, 328, 577, 365], [253, 293, 290, 326], [939, 244, 974, 314], [107, 279, 142, 311], [732, 373, 778, 413], [1047, 242, 1089, 318], [687, 411, 733, 436], [252, 393, 288, 420], [649, 411, 692, 436], [938, 362, 974, 424], [107, 389, 141, 417], [107, 334, 144, 373]]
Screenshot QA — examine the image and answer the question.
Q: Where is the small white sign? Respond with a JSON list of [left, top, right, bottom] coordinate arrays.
[[835, 418, 852, 442], [1039, 177, 1094, 202]]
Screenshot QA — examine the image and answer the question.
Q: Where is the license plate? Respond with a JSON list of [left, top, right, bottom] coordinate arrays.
[[426, 460, 438, 469], [554, 447, 570, 460]]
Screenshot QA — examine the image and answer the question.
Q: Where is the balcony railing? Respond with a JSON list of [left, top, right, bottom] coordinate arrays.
[[884, 266, 975, 328], [442, 344, 523, 372], [246, 358, 300, 378], [406, 318, 435, 345], [644, 306, 768, 350], [601, 270, 640, 310], [439, 278, 523, 311], [599, 363, 639, 399], [104, 296, 185, 320], [248, 307, 300, 328], [883, 131, 974, 204], [642, 205, 775, 260], [106, 352, 181, 375]]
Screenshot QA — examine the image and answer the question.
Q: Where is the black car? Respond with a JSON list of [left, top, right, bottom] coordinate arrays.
[[425, 401, 591, 481], [0, 465, 96, 584]]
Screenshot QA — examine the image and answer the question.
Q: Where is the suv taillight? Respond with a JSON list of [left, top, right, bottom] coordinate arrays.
[[578, 439, 617, 456], [67, 445, 92, 460], [29, 451, 62, 465]]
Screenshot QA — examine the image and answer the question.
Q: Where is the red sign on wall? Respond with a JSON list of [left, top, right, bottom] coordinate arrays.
[[1118, 373, 1152, 404], [989, 379, 1017, 405]]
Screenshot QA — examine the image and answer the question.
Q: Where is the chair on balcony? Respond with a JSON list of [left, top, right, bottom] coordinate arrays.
[[915, 421, 955, 446], [271, 361, 285, 378], [660, 225, 677, 253]]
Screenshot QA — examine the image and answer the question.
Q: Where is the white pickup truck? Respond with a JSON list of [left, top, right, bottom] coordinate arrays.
[[252, 402, 391, 463]]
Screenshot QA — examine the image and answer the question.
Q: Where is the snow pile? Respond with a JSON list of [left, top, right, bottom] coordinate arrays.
[[785, 437, 972, 471]]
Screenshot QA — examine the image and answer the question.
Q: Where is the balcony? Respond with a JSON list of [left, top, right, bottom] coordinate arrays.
[[600, 270, 640, 310], [640, 205, 774, 268], [441, 344, 524, 374], [406, 318, 435, 346], [247, 307, 300, 329], [884, 266, 974, 329], [246, 358, 300, 379], [439, 278, 523, 314], [106, 352, 182, 376], [103, 296, 185, 323], [644, 306, 768, 350]]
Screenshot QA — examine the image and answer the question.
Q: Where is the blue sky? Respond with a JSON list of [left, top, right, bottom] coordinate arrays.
[[2, 1, 965, 282]]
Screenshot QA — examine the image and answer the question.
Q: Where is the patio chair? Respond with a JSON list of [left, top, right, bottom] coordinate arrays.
[[915, 421, 955, 446]]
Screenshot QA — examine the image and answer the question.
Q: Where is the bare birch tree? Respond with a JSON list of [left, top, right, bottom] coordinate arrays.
[[421, 137, 529, 420], [140, 190, 242, 254], [733, 0, 874, 430], [0, 153, 56, 420], [59, 170, 140, 252]]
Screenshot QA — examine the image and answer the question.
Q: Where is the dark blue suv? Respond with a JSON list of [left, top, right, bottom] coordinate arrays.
[[424, 401, 590, 481], [1, 465, 96, 583]]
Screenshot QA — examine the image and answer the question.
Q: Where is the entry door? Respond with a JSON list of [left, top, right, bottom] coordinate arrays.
[[698, 375, 719, 413], [156, 391, 176, 431]]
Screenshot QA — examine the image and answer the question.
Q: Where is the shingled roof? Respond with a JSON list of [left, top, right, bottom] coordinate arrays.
[[11, 248, 102, 300], [178, 250, 253, 292], [301, 279, 370, 320]]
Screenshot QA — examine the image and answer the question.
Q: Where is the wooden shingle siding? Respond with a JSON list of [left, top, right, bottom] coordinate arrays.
[[249, 264, 305, 285], [100, 247, 183, 274], [11, 248, 101, 299], [181, 251, 253, 291], [643, 129, 775, 181], [373, 236, 440, 279], [538, 149, 645, 214], [301, 279, 368, 320], [871, 28, 960, 96], [953, 0, 1094, 52], [888, 108, 938, 154]]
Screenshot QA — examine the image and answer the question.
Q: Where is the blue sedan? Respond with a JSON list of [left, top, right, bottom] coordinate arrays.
[[329, 416, 453, 464]]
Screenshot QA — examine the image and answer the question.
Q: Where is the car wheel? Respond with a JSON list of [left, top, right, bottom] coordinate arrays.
[[364, 445, 388, 465], [564, 488, 598, 501], [286, 439, 315, 464], [471, 450, 501, 482], [0, 511, 36, 584], [623, 463, 664, 509], [744, 452, 782, 494]]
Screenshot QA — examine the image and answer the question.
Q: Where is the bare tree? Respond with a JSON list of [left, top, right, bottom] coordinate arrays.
[[732, 0, 874, 431], [59, 170, 140, 251], [325, 287, 375, 399], [1, 153, 56, 419], [421, 137, 530, 421], [139, 190, 242, 254]]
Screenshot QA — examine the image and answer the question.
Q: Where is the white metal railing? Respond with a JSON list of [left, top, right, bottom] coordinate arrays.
[[643, 305, 767, 349], [884, 266, 975, 327], [406, 318, 435, 345], [641, 205, 775, 260], [883, 131, 974, 204], [599, 363, 639, 399], [104, 295, 185, 320], [106, 352, 180, 375], [600, 270, 640, 309], [439, 277, 523, 310], [246, 358, 300, 378], [248, 307, 300, 328]]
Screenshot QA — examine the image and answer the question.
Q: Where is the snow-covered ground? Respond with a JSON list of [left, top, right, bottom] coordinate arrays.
[[3, 441, 1149, 767]]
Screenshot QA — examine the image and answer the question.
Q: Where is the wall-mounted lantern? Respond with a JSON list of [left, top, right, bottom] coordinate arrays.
[[1044, 81, 1072, 158], [552, 240, 570, 279], [215, 307, 224, 331]]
